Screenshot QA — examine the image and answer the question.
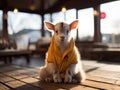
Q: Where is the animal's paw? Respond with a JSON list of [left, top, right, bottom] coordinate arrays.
[[53, 72, 62, 83], [72, 78, 79, 83], [80, 74, 86, 83], [64, 70, 72, 83], [45, 77, 53, 82]]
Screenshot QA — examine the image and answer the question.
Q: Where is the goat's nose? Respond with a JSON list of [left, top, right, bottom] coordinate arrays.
[[60, 36, 65, 40], [60, 36, 65, 38]]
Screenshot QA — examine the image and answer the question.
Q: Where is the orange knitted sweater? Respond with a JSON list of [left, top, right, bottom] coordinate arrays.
[[47, 36, 78, 78]]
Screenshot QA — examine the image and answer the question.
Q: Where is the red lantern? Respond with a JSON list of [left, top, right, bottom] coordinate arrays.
[[100, 12, 106, 19]]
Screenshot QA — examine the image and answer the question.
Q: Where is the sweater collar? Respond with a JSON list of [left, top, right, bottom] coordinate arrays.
[[51, 36, 75, 59]]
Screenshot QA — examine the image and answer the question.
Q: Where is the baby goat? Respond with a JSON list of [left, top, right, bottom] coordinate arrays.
[[39, 20, 86, 83]]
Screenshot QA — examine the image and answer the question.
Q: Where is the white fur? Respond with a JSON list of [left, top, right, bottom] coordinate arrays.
[[39, 20, 86, 83]]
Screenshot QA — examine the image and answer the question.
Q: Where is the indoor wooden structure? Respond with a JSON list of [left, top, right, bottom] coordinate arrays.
[[0, 0, 117, 42], [0, 0, 120, 90], [0, 0, 119, 59]]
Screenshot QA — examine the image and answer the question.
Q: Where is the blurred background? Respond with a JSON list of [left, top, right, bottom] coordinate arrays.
[[0, 0, 120, 60]]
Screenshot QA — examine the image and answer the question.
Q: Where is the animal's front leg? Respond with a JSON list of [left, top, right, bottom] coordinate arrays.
[[53, 70, 62, 83], [46, 63, 62, 83], [64, 64, 81, 83], [64, 69, 72, 83], [65, 63, 86, 83]]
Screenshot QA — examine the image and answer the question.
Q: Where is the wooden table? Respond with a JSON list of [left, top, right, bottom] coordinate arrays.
[[90, 48, 120, 61], [0, 50, 31, 63]]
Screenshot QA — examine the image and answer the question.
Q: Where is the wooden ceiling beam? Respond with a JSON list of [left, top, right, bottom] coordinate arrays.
[[0, 0, 118, 14], [44, 0, 117, 13], [44, 0, 70, 13]]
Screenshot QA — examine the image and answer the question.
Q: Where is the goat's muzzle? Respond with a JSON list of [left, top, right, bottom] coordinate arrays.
[[60, 36, 65, 41]]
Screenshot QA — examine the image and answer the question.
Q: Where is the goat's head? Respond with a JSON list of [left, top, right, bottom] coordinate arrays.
[[45, 20, 79, 46]]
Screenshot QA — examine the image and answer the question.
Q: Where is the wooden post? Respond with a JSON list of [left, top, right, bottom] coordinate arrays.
[[94, 5, 102, 42], [41, 14, 45, 37], [49, 13, 52, 36], [41, 0, 45, 37], [76, 9, 79, 41], [2, 10, 9, 40]]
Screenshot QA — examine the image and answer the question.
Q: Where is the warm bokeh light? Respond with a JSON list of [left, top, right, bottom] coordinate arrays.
[[30, 5, 36, 10], [14, 8, 18, 13], [94, 10, 99, 16], [61, 6, 66, 12]]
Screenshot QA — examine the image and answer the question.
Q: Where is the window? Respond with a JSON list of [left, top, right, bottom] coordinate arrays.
[[52, 12, 64, 24], [51, 9, 77, 39], [78, 8, 94, 41], [100, 1, 120, 44], [66, 9, 76, 23], [8, 11, 41, 49], [66, 9, 77, 39], [44, 14, 51, 23], [44, 14, 51, 37], [45, 8, 94, 41], [0, 10, 3, 37]]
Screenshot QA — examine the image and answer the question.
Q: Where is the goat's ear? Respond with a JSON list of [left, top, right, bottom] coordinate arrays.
[[70, 20, 79, 30], [44, 21, 55, 31]]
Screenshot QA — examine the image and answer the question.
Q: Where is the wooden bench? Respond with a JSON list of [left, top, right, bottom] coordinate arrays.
[[0, 50, 32, 63], [90, 48, 120, 61]]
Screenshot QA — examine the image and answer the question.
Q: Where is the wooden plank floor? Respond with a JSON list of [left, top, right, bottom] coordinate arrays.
[[0, 57, 120, 90]]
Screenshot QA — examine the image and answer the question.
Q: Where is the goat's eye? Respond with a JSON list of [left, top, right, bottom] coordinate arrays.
[[55, 30, 58, 34], [67, 30, 69, 34]]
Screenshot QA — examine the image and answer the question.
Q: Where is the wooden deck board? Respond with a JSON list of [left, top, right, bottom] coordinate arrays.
[[0, 83, 11, 90], [87, 75, 119, 85], [51, 83, 99, 90], [82, 79, 120, 90], [0, 58, 120, 90]]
